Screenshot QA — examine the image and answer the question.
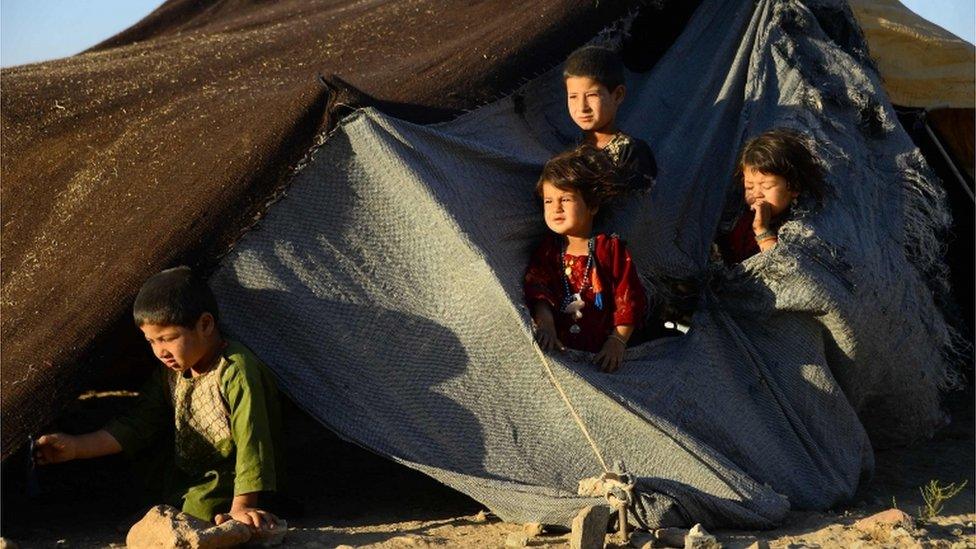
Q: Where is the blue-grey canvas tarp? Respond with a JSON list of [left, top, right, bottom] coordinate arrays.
[[209, 0, 960, 528]]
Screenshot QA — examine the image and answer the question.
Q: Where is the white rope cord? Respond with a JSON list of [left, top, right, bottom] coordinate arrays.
[[531, 343, 610, 473]]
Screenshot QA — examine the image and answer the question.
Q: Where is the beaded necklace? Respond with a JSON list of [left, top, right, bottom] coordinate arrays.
[[560, 238, 595, 334]]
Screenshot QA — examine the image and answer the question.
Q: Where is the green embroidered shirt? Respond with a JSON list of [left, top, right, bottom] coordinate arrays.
[[105, 340, 283, 521]]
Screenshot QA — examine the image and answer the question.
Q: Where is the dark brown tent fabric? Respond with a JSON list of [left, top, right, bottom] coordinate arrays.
[[1, 0, 699, 459], [928, 108, 975, 180]]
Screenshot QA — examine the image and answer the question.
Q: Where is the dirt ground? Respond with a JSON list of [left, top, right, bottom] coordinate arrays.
[[1, 391, 973, 548]]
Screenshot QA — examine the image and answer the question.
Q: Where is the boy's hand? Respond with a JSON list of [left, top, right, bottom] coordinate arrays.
[[215, 507, 279, 530], [532, 303, 565, 352], [34, 433, 78, 465], [594, 335, 626, 373]]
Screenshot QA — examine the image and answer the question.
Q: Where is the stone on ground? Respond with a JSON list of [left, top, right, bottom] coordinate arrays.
[[853, 508, 914, 532], [570, 504, 610, 549], [126, 505, 251, 548], [853, 508, 916, 544], [523, 522, 544, 537], [125, 504, 287, 548], [683, 524, 720, 549]]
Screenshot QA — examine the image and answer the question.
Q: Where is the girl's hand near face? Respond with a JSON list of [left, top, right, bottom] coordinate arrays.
[[751, 200, 779, 252], [532, 303, 565, 352], [750, 200, 772, 233]]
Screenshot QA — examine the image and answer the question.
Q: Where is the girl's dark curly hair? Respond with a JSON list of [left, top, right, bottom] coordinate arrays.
[[535, 144, 624, 209], [735, 128, 828, 205]]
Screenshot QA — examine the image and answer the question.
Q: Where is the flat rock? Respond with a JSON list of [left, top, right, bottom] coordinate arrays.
[[570, 504, 610, 549], [126, 504, 287, 548], [853, 508, 914, 533]]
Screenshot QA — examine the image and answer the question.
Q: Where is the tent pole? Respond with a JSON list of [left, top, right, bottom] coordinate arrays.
[[923, 113, 975, 203]]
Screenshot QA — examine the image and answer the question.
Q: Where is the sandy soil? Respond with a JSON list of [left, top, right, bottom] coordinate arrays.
[[2, 392, 973, 548]]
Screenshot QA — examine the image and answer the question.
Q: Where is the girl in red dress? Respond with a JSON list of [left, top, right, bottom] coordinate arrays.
[[716, 129, 828, 264], [524, 144, 647, 373]]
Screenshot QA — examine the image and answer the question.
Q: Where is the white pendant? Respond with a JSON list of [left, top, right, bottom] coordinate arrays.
[[562, 293, 585, 316]]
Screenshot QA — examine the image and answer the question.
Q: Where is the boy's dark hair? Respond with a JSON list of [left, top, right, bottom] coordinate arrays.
[[563, 45, 625, 91], [133, 266, 219, 328], [735, 128, 828, 204], [536, 144, 624, 209]]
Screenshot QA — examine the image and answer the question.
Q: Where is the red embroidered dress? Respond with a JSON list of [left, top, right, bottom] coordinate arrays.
[[524, 233, 647, 353]]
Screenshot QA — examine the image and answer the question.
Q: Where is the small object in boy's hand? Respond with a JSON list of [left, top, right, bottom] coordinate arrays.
[[26, 435, 41, 497]]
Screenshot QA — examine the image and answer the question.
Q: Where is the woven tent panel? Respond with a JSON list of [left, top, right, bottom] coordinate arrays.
[[211, 0, 957, 527], [212, 113, 796, 528]]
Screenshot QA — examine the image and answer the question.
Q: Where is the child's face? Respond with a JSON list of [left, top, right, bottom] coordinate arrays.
[[541, 181, 596, 238], [565, 76, 624, 134], [140, 314, 217, 374], [742, 164, 798, 218]]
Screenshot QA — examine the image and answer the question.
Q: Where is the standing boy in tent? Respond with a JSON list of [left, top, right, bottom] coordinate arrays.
[[563, 46, 682, 335], [563, 45, 657, 190], [33, 266, 284, 531]]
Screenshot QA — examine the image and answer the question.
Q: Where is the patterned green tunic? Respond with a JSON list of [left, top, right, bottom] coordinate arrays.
[[106, 340, 283, 521]]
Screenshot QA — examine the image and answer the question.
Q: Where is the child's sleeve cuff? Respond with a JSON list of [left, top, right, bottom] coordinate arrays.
[[233, 477, 276, 496], [102, 421, 138, 457]]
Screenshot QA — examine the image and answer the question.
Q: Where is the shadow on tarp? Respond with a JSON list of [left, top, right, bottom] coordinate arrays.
[[218, 278, 491, 481]]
